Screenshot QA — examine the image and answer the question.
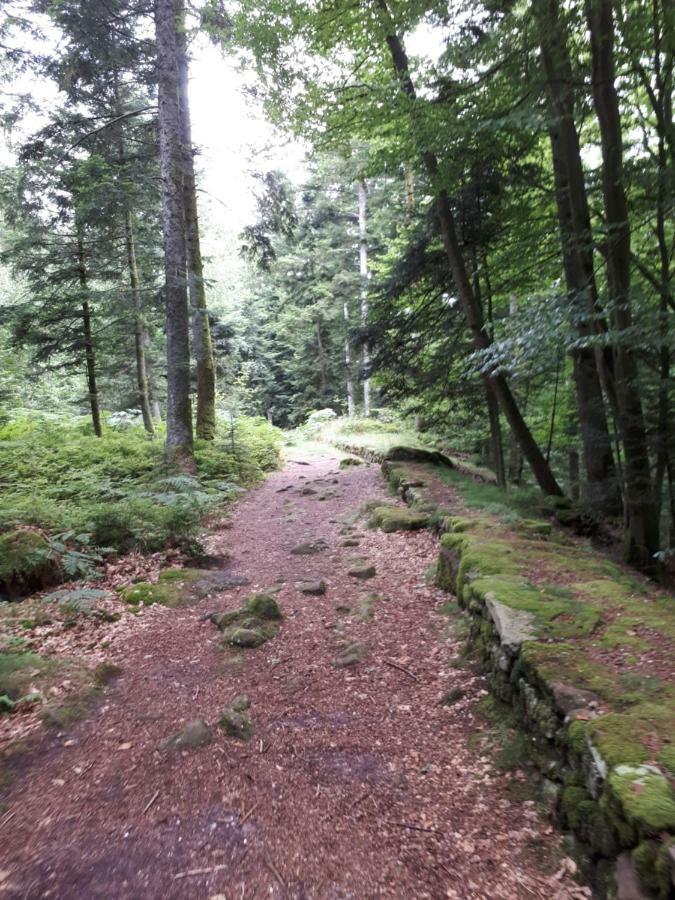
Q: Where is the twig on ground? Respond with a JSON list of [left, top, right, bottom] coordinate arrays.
[[349, 791, 371, 810], [240, 801, 260, 824], [143, 789, 160, 814], [173, 864, 228, 880], [386, 820, 443, 836], [264, 851, 286, 890], [384, 659, 418, 681]]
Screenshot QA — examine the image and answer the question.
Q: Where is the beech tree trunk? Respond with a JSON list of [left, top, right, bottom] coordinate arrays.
[[175, 0, 217, 441], [76, 226, 102, 437], [155, 0, 193, 459], [535, 0, 621, 514], [377, 3, 562, 496], [357, 179, 371, 416], [586, 0, 659, 570]]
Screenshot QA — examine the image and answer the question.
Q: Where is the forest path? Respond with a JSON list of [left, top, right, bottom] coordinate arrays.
[[1, 449, 581, 899]]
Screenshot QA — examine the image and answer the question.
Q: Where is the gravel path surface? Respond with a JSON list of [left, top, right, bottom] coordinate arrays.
[[0, 451, 583, 899]]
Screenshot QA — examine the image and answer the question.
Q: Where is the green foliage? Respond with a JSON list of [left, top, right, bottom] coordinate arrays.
[[0, 414, 281, 565]]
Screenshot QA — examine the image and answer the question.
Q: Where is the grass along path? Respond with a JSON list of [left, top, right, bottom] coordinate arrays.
[[0, 448, 583, 899]]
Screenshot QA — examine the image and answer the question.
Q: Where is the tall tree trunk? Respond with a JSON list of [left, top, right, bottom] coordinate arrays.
[[124, 211, 155, 435], [343, 299, 355, 416], [76, 225, 102, 437], [316, 320, 328, 397], [175, 0, 217, 441], [112, 69, 155, 436], [471, 245, 505, 487], [586, 0, 659, 570], [376, 2, 562, 495], [535, 0, 621, 514], [155, 0, 193, 459], [357, 179, 371, 416]]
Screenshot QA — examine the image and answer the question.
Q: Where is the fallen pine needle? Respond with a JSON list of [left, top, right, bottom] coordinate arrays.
[[384, 659, 418, 681], [143, 789, 159, 814]]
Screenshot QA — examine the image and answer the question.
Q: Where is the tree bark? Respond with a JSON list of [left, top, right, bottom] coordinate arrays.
[[76, 226, 102, 437], [357, 179, 371, 416], [376, 3, 562, 495], [343, 298, 355, 416], [155, 0, 193, 459], [586, 0, 659, 570], [535, 0, 621, 514], [124, 211, 155, 435], [175, 0, 217, 441]]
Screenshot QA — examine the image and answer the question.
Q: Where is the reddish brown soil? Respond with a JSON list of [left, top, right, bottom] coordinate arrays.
[[0, 452, 583, 899]]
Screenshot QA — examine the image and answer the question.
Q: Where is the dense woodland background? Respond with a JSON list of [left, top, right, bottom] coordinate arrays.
[[0, 0, 674, 578]]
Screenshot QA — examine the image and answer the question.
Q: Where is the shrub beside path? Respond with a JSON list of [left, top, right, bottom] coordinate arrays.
[[0, 450, 583, 899]]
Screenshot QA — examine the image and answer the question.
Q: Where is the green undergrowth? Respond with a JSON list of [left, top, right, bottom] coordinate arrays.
[[0, 414, 281, 593], [0, 647, 116, 725]]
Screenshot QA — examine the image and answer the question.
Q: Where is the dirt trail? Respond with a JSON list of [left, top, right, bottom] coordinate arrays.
[[0, 450, 582, 899]]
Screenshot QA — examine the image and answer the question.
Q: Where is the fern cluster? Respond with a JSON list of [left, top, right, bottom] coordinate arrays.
[[0, 413, 282, 562]]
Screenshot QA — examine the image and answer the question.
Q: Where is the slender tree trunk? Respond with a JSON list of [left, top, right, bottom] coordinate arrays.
[[112, 70, 155, 436], [471, 245, 505, 487], [375, 3, 562, 495], [535, 0, 621, 514], [124, 211, 155, 435], [586, 0, 659, 570], [404, 166, 415, 213], [316, 321, 328, 397], [343, 299, 355, 416], [76, 226, 102, 437], [357, 179, 371, 416], [175, 0, 216, 441], [155, 0, 193, 459]]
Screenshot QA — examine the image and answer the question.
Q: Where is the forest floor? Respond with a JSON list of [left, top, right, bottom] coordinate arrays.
[[0, 447, 586, 899]]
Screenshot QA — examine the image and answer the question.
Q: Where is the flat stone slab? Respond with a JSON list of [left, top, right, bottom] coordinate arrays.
[[348, 563, 376, 580], [297, 580, 326, 595], [485, 595, 537, 654], [290, 539, 329, 555]]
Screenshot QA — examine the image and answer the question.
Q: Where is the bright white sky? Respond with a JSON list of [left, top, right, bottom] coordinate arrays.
[[0, 11, 445, 285]]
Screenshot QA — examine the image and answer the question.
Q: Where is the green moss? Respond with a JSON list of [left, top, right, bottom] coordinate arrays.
[[369, 505, 430, 532], [520, 643, 616, 701], [244, 593, 282, 620], [562, 785, 594, 832], [0, 529, 60, 596], [469, 576, 602, 639], [632, 842, 665, 897], [588, 704, 675, 770], [609, 765, 675, 833], [119, 567, 215, 608]]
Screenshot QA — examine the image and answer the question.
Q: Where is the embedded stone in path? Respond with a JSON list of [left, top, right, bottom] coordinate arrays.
[[348, 561, 376, 580], [290, 539, 329, 555], [334, 642, 368, 668], [223, 626, 268, 648], [220, 707, 253, 740], [160, 718, 212, 751], [297, 580, 326, 596], [341, 537, 360, 547], [245, 592, 282, 620]]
